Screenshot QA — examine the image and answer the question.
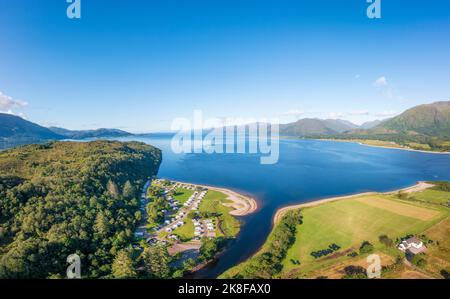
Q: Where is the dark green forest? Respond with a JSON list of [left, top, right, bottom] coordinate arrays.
[[0, 141, 161, 278]]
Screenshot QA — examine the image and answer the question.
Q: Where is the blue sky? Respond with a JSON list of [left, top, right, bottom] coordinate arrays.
[[0, 0, 449, 132]]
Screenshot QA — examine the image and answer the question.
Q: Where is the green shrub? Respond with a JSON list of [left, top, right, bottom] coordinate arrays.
[[379, 235, 394, 247], [411, 254, 427, 268], [359, 241, 374, 254], [342, 265, 367, 279]]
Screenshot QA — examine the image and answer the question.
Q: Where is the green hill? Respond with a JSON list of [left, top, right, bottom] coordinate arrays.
[[280, 118, 358, 136], [360, 119, 382, 129], [48, 127, 133, 139], [375, 101, 450, 138], [316, 101, 450, 152], [0, 113, 134, 150], [0, 113, 64, 149]]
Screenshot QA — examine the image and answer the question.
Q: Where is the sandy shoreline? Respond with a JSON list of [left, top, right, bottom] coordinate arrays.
[[316, 138, 450, 155], [170, 180, 258, 216], [273, 181, 435, 225]]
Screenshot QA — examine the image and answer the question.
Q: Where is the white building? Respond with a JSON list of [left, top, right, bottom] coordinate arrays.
[[398, 237, 426, 254]]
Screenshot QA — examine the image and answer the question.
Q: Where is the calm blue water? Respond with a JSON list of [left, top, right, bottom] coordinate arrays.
[[120, 136, 450, 278]]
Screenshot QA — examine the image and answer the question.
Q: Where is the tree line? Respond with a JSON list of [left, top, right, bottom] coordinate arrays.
[[222, 209, 303, 279]]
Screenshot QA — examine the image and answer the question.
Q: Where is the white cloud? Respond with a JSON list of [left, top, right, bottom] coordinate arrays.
[[328, 112, 344, 119], [1, 109, 27, 119], [373, 76, 388, 87], [372, 76, 405, 101], [375, 110, 397, 117], [0, 91, 28, 112], [349, 110, 369, 116]]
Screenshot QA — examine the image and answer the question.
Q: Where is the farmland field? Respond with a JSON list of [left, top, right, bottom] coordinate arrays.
[[282, 191, 449, 277], [421, 217, 450, 277]]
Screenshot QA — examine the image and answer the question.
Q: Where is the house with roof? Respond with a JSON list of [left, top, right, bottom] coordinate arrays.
[[398, 237, 426, 254]]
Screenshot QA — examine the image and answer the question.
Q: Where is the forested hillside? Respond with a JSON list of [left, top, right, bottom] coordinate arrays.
[[0, 141, 161, 278], [376, 101, 450, 138]]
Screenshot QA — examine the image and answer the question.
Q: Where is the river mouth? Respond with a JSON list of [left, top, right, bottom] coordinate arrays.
[[117, 136, 450, 278]]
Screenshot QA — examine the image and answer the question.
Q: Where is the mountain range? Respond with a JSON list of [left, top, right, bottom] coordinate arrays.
[[278, 101, 449, 139], [325, 101, 450, 151], [0, 113, 132, 149], [1, 101, 449, 150], [48, 127, 132, 139], [280, 118, 368, 136], [370, 101, 450, 138]]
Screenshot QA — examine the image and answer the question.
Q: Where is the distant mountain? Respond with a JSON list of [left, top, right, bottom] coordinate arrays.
[[280, 118, 357, 136], [360, 119, 382, 130], [48, 127, 133, 139], [373, 101, 450, 138], [0, 113, 64, 149], [279, 101, 450, 141], [0, 113, 134, 150], [325, 119, 360, 131], [275, 101, 450, 151]]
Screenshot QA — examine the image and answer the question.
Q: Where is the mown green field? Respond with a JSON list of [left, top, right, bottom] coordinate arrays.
[[199, 190, 240, 237], [173, 188, 195, 204], [410, 189, 450, 205], [282, 191, 449, 276], [172, 218, 195, 241]]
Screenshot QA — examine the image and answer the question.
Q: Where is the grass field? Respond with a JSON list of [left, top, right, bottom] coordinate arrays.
[[353, 196, 440, 220], [410, 189, 450, 205], [199, 190, 241, 238], [353, 139, 400, 148], [172, 219, 195, 241], [172, 188, 195, 204], [405, 142, 432, 150], [281, 191, 449, 277], [335, 139, 445, 152], [356, 139, 433, 151]]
